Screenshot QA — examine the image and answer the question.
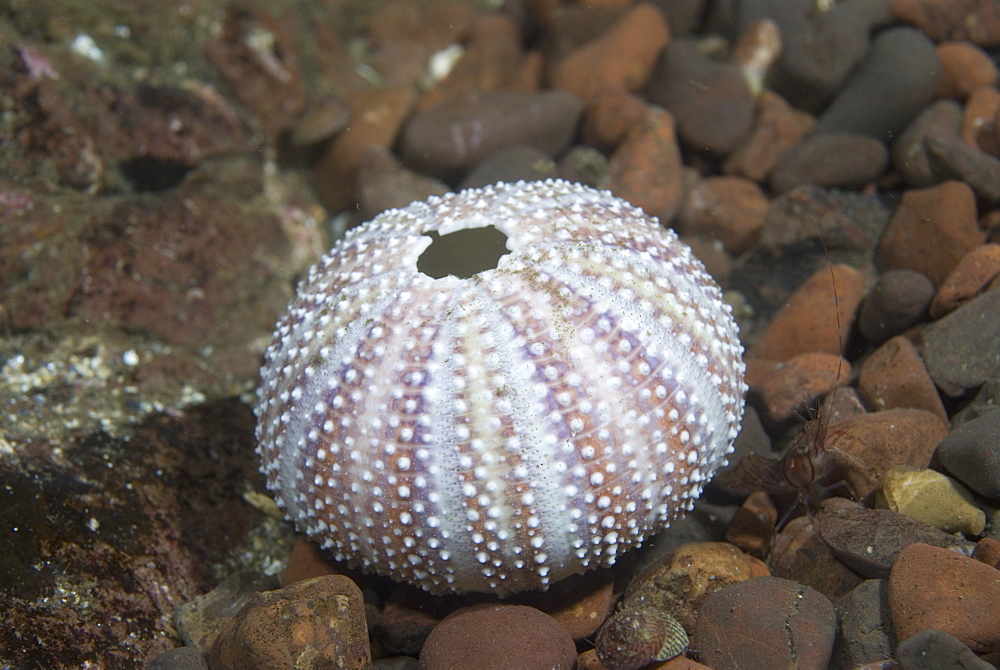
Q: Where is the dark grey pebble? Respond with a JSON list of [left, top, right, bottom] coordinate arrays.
[[892, 100, 964, 188], [817, 506, 975, 578], [645, 37, 754, 157], [858, 269, 936, 345], [732, 0, 891, 112], [896, 629, 995, 670], [769, 132, 888, 193], [926, 133, 1000, 206], [921, 288, 1000, 397], [357, 146, 449, 220], [399, 90, 582, 180], [695, 576, 837, 670], [459, 145, 557, 190], [557, 145, 609, 189], [831, 579, 894, 670], [937, 411, 1000, 500], [146, 646, 209, 670], [813, 26, 939, 142]]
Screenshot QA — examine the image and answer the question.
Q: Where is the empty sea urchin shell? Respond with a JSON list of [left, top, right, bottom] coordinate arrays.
[[255, 179, 746, 595]]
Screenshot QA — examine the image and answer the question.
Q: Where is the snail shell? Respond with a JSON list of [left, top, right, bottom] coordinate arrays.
[[255, 179, 746, 595]]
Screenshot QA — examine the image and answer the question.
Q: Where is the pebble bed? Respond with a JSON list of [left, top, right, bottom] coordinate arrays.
[[1, 1, 999, 669]]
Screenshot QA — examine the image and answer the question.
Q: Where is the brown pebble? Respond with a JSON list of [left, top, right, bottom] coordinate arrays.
[[357, 146, 450, 221], [582, 85, 652, 153], [749, 264, 864, 362], [459, 145, 558, 189], [857, 269, 936, 345], [888, 542, 1000, 664], [878, 180, 983, 287], [725, 491, 778, 559], [937, 42, 999, 101], [962, 86, 1000, 155], [291, 97, 351, 147], [929, 243, 1000, 318], [281, 536, 340, 586], [695, 576, 837, 670], [819, 407, 948, 501], [751, 352, 851, 425], [889, 0, 1000, 47], [769, 132, 889, 193], [313, 86, 416, 212], [858, 336, 947, 422], [973, 537, 1000, 569], [770, 513, 865, 603], [210, 575, 370, 670], [399, 90, 583, 180], [549, 2, 671, 103], [512, 569, 616, 641], [607, 108, 683, 220], [724, 90, 815, 183], [622, 541, 769, 634], [676, 176, 768, 255], [419, 604, 576, 670]]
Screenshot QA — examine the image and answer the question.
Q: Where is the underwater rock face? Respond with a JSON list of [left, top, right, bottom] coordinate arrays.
[[255, 179, 746, 595]]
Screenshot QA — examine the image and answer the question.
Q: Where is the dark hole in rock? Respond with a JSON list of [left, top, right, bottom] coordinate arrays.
[[120, 156, 191, 192], [417, 225, 510, 279]]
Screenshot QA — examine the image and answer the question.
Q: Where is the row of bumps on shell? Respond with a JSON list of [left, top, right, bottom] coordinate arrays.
[[255, 180, 746, 595]]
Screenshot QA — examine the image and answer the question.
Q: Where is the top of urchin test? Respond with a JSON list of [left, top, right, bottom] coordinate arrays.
[[255, 179, 746, 595]]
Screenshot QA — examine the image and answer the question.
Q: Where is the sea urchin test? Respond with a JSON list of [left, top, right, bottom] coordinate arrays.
[[255, 179, 746, 595]]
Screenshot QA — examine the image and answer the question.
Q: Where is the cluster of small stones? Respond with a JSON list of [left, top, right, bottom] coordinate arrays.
[[255, 179, 746, 595]]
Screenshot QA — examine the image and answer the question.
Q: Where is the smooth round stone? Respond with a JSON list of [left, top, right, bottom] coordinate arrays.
[[419, 604, 576, 670]]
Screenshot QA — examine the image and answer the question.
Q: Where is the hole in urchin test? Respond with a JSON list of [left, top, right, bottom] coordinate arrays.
[[417, 225, 510, 279]]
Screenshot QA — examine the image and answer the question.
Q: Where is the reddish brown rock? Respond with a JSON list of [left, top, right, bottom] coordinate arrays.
[[549, 2, 671, 103], [676, 176, 768, 255], [858, 336, 947, 422], [820, 408, 948, 501], [209, 575, 371, 670], [930, 244, 1000, 317], [936, 42, 999, 101], [608, 108, 684, 220], [888, 542, 1000, 664], [314, 86, 416, 212], [512, 570, 616, 641], [419, 604, 576, 670], [973, 537, 1000, 569], [695, 576, 837, 670], [749, 264, 865, 362], [724, 90, 816, 183], [281, 537, 341, 587], [751, 352, 851, 425], [582, 85, 651, 153], [889, 0, 1000, 47], [725, 491, 778, 559], [962, 86, 1000, 156], [621, 542, 769, 634], [879, 181, 984, 287]]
